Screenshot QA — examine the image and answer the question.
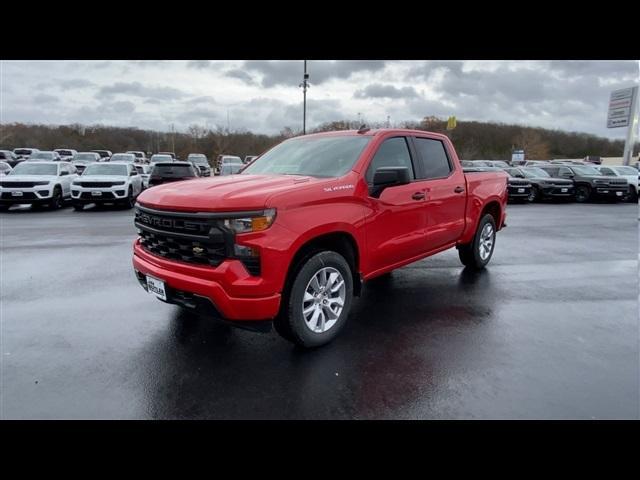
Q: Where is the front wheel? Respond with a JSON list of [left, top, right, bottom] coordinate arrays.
[[528, 186, 539, 203], [457, 214, 497, 270], [575, 185, 591, 203], [626, 188, 638, 203], [49, 187, 63, 210], [124, 187, 135, 209], [276, 251, 353, 348]]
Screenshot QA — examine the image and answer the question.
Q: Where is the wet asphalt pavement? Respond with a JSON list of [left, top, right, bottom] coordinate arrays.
[[1, 201, 638, 419]]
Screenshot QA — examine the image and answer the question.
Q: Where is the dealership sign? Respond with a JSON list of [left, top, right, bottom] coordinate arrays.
[[607, 86, 638, 128]]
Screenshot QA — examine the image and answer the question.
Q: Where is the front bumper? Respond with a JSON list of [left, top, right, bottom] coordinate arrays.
[[71, 185, 128, 203], [0, 187, 54, 204], [132, 240, 281, 322], [540, 185, 575, 197], [594, 186, 627, 198]]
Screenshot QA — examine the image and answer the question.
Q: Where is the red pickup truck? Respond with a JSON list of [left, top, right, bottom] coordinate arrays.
[[132, 129, 508, 347]]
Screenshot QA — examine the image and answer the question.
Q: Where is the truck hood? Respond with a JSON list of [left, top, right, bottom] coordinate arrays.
[[1, 174, 58, 183], [137, 174, 322, 212], [76, 175, 128, 183]]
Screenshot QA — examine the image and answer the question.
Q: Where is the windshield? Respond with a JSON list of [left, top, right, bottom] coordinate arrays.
[[31, 152, 55, 160], [127, 152, 144, 158], [188, 156, 208, 165], [522, 167, 550, 178], [74, 153, 98, 162], [242, 135, 371, 177], [222, 157, 243, 164], [83, 164, 128, 176], [56, 150, 73, 155], [14, 149, 34, 155], [613, 166, 637, 175], [492, 161, 509, 168], [151, 155, 173, 163], [0, 163, 11, 171], [152, 164, 195, 176], [571, 166, 601, 176], [111, 154, 136, 163], [10, 163, 57, 175]]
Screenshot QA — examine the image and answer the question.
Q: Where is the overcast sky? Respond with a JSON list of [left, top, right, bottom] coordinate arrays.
[[1, 60, 638, 139]]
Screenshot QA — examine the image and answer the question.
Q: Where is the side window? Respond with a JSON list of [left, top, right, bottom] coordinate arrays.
[[600, 168, 614, 176], [413, 137, 452, 179], [365, 137, 414, 184], [558, 167, 571, 176]]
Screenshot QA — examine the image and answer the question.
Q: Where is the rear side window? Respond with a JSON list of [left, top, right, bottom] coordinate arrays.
[[365, 137, 414, 184], [413, 137, 452, 179]]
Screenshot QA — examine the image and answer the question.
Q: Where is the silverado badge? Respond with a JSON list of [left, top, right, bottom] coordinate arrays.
[[192, 246, 205, 255]]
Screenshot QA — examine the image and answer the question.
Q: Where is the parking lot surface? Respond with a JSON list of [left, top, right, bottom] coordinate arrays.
[[1, 202, 638, 419]]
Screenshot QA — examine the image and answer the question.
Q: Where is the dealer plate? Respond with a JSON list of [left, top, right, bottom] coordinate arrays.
[[92, 191, 102, 196], [616, 191, 623, 196], [146, 275, 167, 301], [561, 188, 568, 192], [517, 188, 525, 193], [11, 191, 23, 197]]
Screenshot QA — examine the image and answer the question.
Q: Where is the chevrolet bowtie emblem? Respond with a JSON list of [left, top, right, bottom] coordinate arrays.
[[192, 246, 205, 255]]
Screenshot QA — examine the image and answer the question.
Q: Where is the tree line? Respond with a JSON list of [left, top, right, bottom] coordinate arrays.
[[0, 118, 635, 163]]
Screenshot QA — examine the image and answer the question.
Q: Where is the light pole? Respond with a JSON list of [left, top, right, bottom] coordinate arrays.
[[299, 60, 309, 134]]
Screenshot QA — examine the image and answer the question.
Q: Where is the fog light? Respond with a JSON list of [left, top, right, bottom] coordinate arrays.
[[38, 190, 49, 196], [234, 244, 258, 257]]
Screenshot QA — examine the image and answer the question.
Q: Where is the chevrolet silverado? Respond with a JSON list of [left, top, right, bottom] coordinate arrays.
[[132, 129, 508, 347]]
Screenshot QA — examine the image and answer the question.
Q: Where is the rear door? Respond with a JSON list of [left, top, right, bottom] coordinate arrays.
[[410, 135, 466, 249]]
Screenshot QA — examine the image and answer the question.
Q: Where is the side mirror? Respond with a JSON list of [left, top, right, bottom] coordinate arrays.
[[371, 166, 411, 197], [130, 170, 137, 176], [59, 171, 69, 176]]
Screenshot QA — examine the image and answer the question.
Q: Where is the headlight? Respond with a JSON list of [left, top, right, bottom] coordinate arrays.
[[72, 181, 81, 186], [224, 209, 276, 234]]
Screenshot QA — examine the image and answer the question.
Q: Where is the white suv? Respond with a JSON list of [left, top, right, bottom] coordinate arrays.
[[71, 162, 143, 211], [0, 161, 77, 211]]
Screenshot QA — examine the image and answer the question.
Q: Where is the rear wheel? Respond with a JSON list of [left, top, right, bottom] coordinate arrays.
[[575, 185, 591, 203], [458, 214, 497, 270], [276, 251, 353, 348]]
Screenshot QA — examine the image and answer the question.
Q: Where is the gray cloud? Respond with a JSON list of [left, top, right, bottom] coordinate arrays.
[[242, 60, 387, 87], [225, 69, 257, 85], [33, 94, 59, 104], [354, 84, 419, 99], [98, 82, 186, 100], [59, 79, 95, 90]]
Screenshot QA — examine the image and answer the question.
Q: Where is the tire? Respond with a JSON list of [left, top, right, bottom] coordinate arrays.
[[277, 251, 353, 348], [72, 203, 84, 211], [124, 187, 135, 209], [626, 188, 638, 203], [575, 185, 591, 203], [49, 187, 63, 210], [0, 205, 9, 212], [528, 186, 539, 203], [457, 214, 497, 270]]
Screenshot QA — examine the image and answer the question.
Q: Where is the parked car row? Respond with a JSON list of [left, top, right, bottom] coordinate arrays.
[[462, 160, 637, 203]]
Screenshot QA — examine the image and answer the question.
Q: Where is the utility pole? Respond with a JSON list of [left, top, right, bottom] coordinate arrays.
[[227, 109, 230, 132], [386, 115, 391, 128], [299, 60, 310, 134], [171, 124, 175, 152]]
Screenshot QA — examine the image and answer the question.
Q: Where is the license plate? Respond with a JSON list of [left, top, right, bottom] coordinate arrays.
[[146, 275, 167, 300], [616, 191, 623, 196], [92, 191, 102, 196], [561, 188, 568, 193], [11, 191, 23, 197], [601, 190, 609, 194], [518, 188, 525, 193]]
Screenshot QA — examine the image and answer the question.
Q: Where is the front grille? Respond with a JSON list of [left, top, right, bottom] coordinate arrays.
[[76, 181, 122, 188], [135, 206, 229, 267], [1, 191, 38, 199], [0, 181, 42, 188], [80, 191, 116, 199], [509, 180, 530, 187]]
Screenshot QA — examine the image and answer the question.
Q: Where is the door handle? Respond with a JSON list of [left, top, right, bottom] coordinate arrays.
[[454, 186, 465, 193], [412, 192, 425, 200]]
